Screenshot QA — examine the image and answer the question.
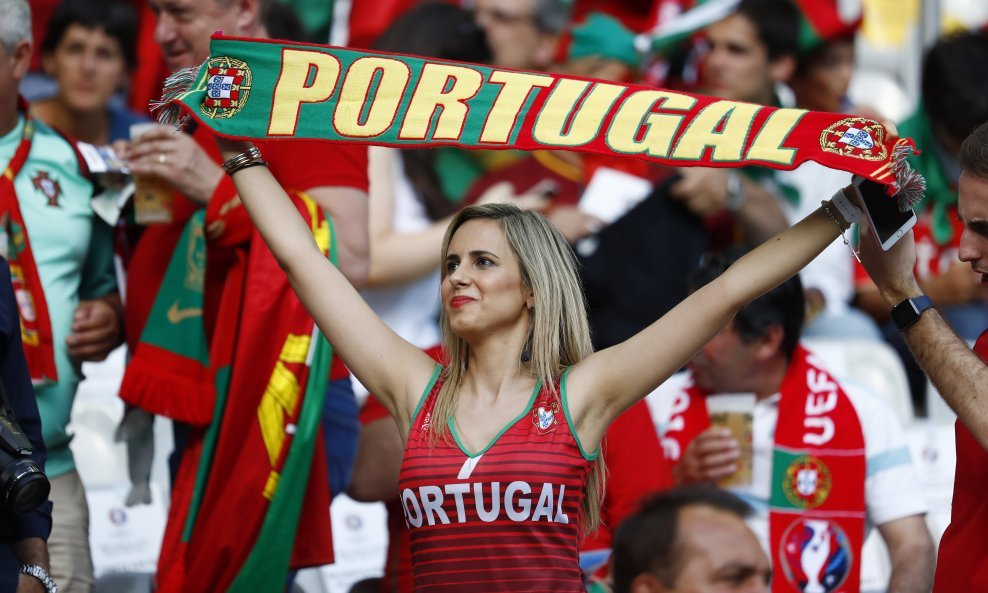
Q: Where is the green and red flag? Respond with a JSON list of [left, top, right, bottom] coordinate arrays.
[[154, 34, 923, 207], [155, 193, 335, 593]]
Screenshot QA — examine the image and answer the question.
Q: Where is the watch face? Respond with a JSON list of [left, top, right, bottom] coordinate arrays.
[[892, 296, 932, 331]]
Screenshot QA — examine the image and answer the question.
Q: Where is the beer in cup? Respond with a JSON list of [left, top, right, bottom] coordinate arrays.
[[706, 393, 755, 488], [129, 123, 174, 224]]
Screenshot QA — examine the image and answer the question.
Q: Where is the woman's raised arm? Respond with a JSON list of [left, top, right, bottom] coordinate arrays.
[[569, 189, 856, 444], [217, 138, 438, 431]]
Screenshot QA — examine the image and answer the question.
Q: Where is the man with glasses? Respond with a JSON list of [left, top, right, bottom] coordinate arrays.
[[472, 0, 568, 70]]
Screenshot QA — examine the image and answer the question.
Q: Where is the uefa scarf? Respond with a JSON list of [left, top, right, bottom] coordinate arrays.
[[661, 346, 866, 593], [152, 35, 923, 207]]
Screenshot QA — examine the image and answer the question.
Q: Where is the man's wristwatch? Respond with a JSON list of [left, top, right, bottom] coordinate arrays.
[[890, 295, 933, 332], [725, 172, 746, 211], [20, 564, 57, 593]]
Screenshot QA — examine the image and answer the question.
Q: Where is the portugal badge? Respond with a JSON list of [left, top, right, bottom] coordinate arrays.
[[532, 397, 559, 435], [202, 56, 252, 119], [782, 455, 832, 509], [819, 117, 888, 161], [31, 170, 61, 207]]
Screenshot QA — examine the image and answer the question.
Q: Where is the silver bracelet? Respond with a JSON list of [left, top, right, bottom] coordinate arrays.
[[821, 200, 861, 263], [221, 146, 267, 176], [20, 564, 57, 593], [830, 188, 864, 225]]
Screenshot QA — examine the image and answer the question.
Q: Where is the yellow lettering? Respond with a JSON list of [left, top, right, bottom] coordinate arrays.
[[745, 108, 806, 165], [672, 101, 760, 161], [398, 64, 483, 140], [533, 80, 625, 147], [333, 57, 409, 138], [480, 71, 554, 144], [268, 49, 341, 136], [605, 90, 697, 158]]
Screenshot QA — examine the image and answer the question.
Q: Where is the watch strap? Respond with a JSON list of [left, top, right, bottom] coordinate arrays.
[[890, 295, 933, 332], [20, 564, 57, 593]]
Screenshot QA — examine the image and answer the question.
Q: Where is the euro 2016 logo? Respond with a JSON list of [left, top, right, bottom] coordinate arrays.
[[779, 519, 852, 593], [203, 56, 252, 119]]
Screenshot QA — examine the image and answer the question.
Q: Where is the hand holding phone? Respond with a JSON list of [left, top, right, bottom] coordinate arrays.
[[851, 177, 917, 251]]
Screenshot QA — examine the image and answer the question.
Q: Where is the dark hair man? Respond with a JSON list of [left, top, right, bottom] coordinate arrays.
[[612, 485, 770, 593], [858, 120, 988, 592]]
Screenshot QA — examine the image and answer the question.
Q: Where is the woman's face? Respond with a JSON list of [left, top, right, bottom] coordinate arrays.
[[442, 219, 532, 340], [44, 24, 129, 113], [790, 39, 855, 114]]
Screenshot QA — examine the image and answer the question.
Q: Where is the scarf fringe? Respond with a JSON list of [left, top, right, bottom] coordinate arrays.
[[150, 64, 201, 128], [890, 139, 926, 211]]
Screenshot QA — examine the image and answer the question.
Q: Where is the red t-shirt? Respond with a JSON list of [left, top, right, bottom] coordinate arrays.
[[582, 400, 673, 552], [932, 331, 988, 592]]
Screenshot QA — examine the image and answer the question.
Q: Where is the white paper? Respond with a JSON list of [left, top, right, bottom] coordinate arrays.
[[578, 167, 652, 224], [87, 483, 167, 578]]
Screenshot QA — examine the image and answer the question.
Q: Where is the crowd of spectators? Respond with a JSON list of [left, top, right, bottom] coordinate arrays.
[[2, 0, 986, 592]]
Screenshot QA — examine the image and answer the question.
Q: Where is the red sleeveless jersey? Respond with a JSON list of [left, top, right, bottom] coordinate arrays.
[[398, 366, 594, 592]]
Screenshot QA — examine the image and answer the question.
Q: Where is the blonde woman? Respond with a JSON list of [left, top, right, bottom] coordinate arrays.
[[216, 135, 859, 591]]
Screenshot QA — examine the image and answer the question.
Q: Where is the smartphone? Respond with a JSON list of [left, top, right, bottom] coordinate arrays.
[[852, 177, 917, 251]]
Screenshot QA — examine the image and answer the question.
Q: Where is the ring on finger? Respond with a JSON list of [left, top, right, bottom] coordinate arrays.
[[158, 153, 168, 165]]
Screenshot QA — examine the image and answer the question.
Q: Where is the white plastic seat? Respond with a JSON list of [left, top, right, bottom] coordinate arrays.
[[802, 338, 915, 425]]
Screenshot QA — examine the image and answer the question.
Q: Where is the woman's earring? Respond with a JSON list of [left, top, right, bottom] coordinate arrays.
[[521, 308, 533, 363]]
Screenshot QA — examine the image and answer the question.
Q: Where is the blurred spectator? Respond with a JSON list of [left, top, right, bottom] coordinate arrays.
[[788, 0, 862, 116], [31, 0, 145, 145], [611, 485, 770, 593], [472, 0, 569, 71], [668, 0, 794, 245], [1, 2, 124, 592], [116, 0, 369, 588], [856, 30, 988, 407], [0, 258, 55, 593], [679, 0, 879, 340], [647, 248, 934, 593], [775, 0, 882, 340]]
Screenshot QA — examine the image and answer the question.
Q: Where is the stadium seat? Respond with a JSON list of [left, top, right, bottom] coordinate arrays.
[[802, 338, 915, 425]]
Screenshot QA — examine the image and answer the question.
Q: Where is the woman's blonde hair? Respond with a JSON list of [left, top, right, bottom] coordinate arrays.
[[432, 202, 605, 535]]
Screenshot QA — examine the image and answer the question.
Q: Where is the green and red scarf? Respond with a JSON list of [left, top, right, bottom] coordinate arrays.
[[663, 346, 865, 593], [0, 112, 58, 386], [153, 35, 923, 206], [119, 210, 212, 423], [149, 193, 335, 593]]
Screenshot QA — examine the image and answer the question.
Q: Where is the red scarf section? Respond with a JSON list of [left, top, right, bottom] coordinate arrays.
[[155, 193, 333, 592], [662, 346, 866, 593], [0, 112, 58, 385]]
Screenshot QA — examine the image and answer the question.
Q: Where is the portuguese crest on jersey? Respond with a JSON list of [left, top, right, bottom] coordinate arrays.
[[202, 56, 252, 119], [532, 397, 559, 435], [819, 117, 887, 161], [782, 455, 832, 509], [31, 170, 61, 207]]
